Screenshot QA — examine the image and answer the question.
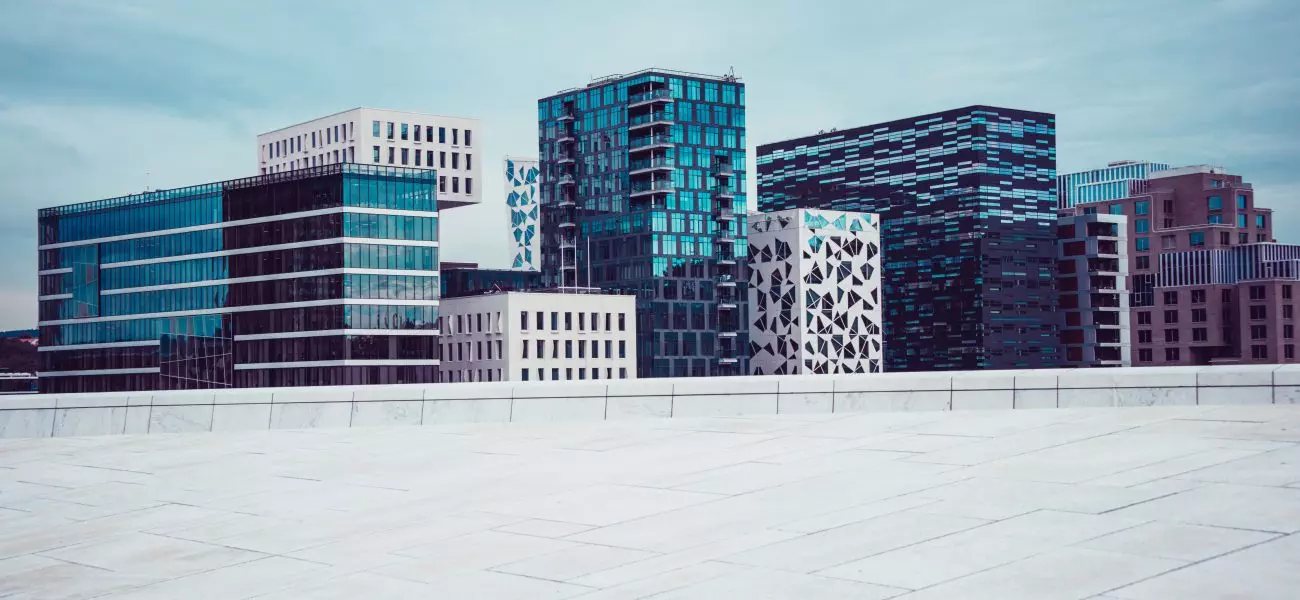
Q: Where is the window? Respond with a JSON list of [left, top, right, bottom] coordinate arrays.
[[1257, 214, 1267, 228], [1251, 325, 1268, 340], [1192, 289, 1207, 304], [1109, 204, 1124, 215], [565, 312, 572, 330], [453, 128, 459, 145], [1252, 345, 1268, 359], [1240, 232, 1250, 244], [1135, 219, 1150, 233], [452, 152, 460, 169], [387, 122, 394, 139], [426, 126, 433, 142], [619, 367, 628, 379], [536, 311, 543, 330], [1165, 329, 1179, 342], [1162, 235, 1176, 250], [1251, 305, 1268, 320], [521, 369, 529, 381], [1164, 310, 1179, 324], [413, 125, 421, 142], [400, 123, 409, 140], [476, 313, 483, 332], [1192, 308, 1208, 322], [438, 176, 446, 193], [1166, 347, 1181, 362], [426, 150, 433, 167], [578, 340, 585, 358], [522, 342, 529, 359], [565, 340, 572, 358], [1138, 311, 1152, 325], [400, 148, 409, 165], [605, 313, 611, 330], [466, 178, 473, 195], [440, 152, 446, 168], [1238, 194, 1248, 209], [1237, 214, 1247, 228], [1193, 328, 1208, 342], [1287, 324, 1296, 339], [439, 127, 446, 143], [414, 151, 421, 166], [1289, 345, 1296, 360], [452, 177, 459, 193], [373, 146, 381, 163], [619, 313, 627, 331], [552, 340, 559, 359], [578, 368, 586, 380], [1221, 231, 1231, 245], [1286, 305, 1294, 319], [1163, 291, 1179, 305], [618, 340, 627, 358], [1208, 195, 1222, 210], [1250, 285, 1266, 300], [465, 130, 472, 146], [521, 311, 528, 330], [578, 313, 585, 330], [565, 368, 572, 380], [536, 339, 544, 357], [551, 311, 558, 330], [466, 154, 473, 170], [372, 121, 381, 136], [1139, 348, 1153, 362], [388, 147, 395, 164], [1136, 256, 1150, 270], [1135, 200, 1149, 215], [605, 340, 612, 358], [1285, 285, 1293, 300], [1209, 214, 1223, 224], [1190, 232, 1205, 247], [1138, 330, 1153, 343], [551, 368, 559, 381], [1136, 237, 1149, 252]]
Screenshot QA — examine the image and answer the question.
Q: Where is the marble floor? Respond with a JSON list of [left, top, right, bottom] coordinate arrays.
[[2, 404, 1299, 599]]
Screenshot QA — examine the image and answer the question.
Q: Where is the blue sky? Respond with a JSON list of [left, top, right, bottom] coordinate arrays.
[[1, 0, 1297, 329]]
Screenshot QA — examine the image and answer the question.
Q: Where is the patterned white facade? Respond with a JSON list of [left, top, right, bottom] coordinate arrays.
[[506, 157, 540, 270], [748, 209, 883, 375]]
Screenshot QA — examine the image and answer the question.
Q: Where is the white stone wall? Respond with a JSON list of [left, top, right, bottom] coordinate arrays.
[[438, 292, 637, 383], [256, 108, 482, 208], [3, 365, 1295, 438], [748, 209, 883, 375]]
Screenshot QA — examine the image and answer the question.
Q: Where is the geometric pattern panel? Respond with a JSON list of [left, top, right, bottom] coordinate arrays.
[[506, 157, 540, 271], [748, 208, 883, 375]]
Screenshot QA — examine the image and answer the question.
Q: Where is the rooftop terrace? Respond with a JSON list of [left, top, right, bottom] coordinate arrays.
[[2, 403, 1297, 599]]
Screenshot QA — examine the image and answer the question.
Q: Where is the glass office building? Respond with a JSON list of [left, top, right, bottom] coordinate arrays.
[[37, 164, 441, 393], [537, 68, 749, 377], [1057, 160, 1171, 208], [441, 266, 544, 298], [758, 106, 1060, 372]]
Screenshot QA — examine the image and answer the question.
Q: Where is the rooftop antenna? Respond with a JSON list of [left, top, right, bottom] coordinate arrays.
[[145, 170, 151, 193]]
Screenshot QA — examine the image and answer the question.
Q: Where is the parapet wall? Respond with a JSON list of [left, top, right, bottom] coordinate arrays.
[[3, 365, 1296, 439]]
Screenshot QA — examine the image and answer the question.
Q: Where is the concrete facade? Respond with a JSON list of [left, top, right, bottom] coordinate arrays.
[[1057, 213, 1131, 366], [257, 107, 482, 209], [437, 291, 637, 383]]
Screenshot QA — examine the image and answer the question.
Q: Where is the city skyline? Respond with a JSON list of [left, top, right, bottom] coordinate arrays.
[[1, 0, 1298, 329]]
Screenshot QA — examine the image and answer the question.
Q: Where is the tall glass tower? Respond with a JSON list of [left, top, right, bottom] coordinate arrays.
[[758, 106, 1060, 372], [537, 69, 748, 378]]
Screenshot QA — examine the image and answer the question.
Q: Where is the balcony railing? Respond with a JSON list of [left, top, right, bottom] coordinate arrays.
[[711, 162, 734, 177], [630, 180, 675, 195], [629, 157, 675, 172], [711, 184, 735, 198], [629, 134, 673, 150], [556, 174, 576, 186], [628, 89, 674, 106], [628, 112, 674, 129], [715, 274, 737, 286]]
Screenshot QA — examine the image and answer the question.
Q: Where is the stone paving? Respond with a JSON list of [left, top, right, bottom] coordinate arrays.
[[1, 404, 1299, 599]]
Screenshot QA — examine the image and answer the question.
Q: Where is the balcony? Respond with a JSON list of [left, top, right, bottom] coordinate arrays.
[[628, 89, 674, 109], [630, 179, 674, 197], [716, 233, 736, 245], [556, 174, 576, 187], [715, 274, 737, 287], [713, 205, 735, 222], [556, 107, 575, 122], [711, 184, 735, 198], [711, 162, 734, 178], [629, 157, 675, 176], [716, 251, 737, 265], [629, 134, 674, 153], [556, 128, 576, 144], [628, 112, 674, 132], [556, 152, 576, 165]]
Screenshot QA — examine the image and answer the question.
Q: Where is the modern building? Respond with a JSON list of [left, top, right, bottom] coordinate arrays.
[[757, 105, 1060, 372], [37, 165, 441, 393], [257, 108, 481, 208], [537, 68, 749, 378], [1057, 160, 1170, 208], [747, 209, 883, 375], [1057, 213, 1131, 367], [506, 157, 541, 270], [441, 265, 544, 299], [0, 372, 38, 395], [437, 290, 637, 382], [1066, 165, 1280, 365]]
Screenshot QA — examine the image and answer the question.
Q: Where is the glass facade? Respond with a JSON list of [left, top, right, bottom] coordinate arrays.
[[1057, 161, 1171, 208], [441, 267, 544, 299], [758, 106, 1060, 372], [36, 164, 440, 393], [537, 69, 748, 377]]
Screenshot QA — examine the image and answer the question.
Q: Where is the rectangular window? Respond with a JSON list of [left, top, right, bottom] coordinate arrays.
[[1251, 324, 1268, 340], [578, 340, 585, 359], [1238, 194, 1248, 209], [619, 367, 628, 379], [1163, 291, 1179, 305], [1285, 285, 1293, 300], [466, 154, 472, 170], [1138, 311, 1152, 325], [1136, 237, 1149, 252], [1136, 256, 1150, 270], [1251, 305, 1268, 320], [578, 313, 585, 330], [1287, 324, 1296, 339], [552, 340, 559, 359], [552, 368, 559, 381], [1208, 195, 1222, 210], [1134, 200, 1149, 215], [401, 123, 409, 140], [619, 313, 626, 331], [1192, 308, 1208, 322], [387, 122, 394, 139], [465, 130, 472, 146], [1166, 347, 1181, 362], [1138, 330, 1152, 343], [1288, 345, 1296, 360], [372, 121, 381, 136], [1164, 310, 1179, 324], [1192, 289, 1206, 304], [565, 312, 572, 330], [440, 152, 446, 168], [536, 339, 544, 357], [1286, 305, 1295, 319], [426, 150, 433, 167], [1252, 345, 1268, 359], [1135, 219, 1150, 233], [618, 340, 627, 358], [1209, 214, 1223, 224], [1165, 329, 1179, 343], [1139, 348, 1153, 362], [521, 311, 528, 330], [565, 368, 572, 380], [1193, 328, 1208, 342], [522, 341, 529, 359], [401, 148, 409, 165], [438, 127, 446, 143], [413, 125, 421, 142], [550, 311, 558, 330], [373, 146, 381, 163], [1238, 214, 1248, 228], [452, 129, 459, 145], [439, 176, 446, 192], [466, 178, 473, 195], [452, 152, 460, 169], [536, 311, 543, 330], [1250, 285, 1266, 300], [414, 150, 421, 166], [521, 369, 529, 381], [1257, 214, 1267, 228], [1190, 232, 1205, 247], [452, 177, 459, 193], [426, 126, 434, 142], [1109, 204, 1124, 215]]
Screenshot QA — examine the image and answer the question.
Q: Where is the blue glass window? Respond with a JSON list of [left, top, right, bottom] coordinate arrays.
[[1238, 214, 1248, 228], [1208, 195, 1222, 210], [1190, 232, 1205, 247], [1134, 201, 1149, 215], [1134, 219, 1149, 233], [1109, 204, 1124, 215], [1136, 237, 1150, 251], [1257, 214, 1266, 228], [1238, 194, 1248, 209]]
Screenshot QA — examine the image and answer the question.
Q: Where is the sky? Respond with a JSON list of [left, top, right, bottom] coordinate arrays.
[[1, 0, 1297, 330]]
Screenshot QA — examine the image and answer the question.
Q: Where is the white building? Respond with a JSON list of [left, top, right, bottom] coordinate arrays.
[[748, 208, 884, 375], [256, 108, 482, 208], [438, 291, 637, 383], [1057, 213, 1131, 367], [506, 157, 540, 270]]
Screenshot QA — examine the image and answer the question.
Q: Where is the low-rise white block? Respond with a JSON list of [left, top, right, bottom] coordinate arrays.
[[123, 406, 150, 434], [1015, 369, 1069, 390], [1059, 387, 1196, 408], [514, 382, 606, 400], [607, 379, 673, 398], [52, 407, 127, 436], [777, 393, 834, 414], [353, 385, 425, 402], [952, 389, 1014, 410], [1274, 386, 1300, 404], [1198, 365, 1277, 387], [510, 396, 607, 423], [835, 390, 950, 413], [777, 376, 834, 394], [351, 400, 423, 427], [211, 404, 273, 432], [0, 396, 57, 410], [1272, 364, 1300, 386], [606, 396, 673, 420], [271, 387, 354, 404], [1059, 367, 1198, 389], [213, 390, 275, 405], [269, 402, 351, 430], [1014, 389, 1057, 409], [834, 372, 951, 392], [423, 399, 512, 424], [151, 391, 217, 407], [672, 394, 778, 418], [127, 394, 153, 406], [0, 409, 55, 438], [1198, 387, 1273, 405], [951, 371, 1023, 391], [149, 405, 214, 433], [54, 394, 131, 409], [672, 376, 777, 397], [421, 382, 513, 401]]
